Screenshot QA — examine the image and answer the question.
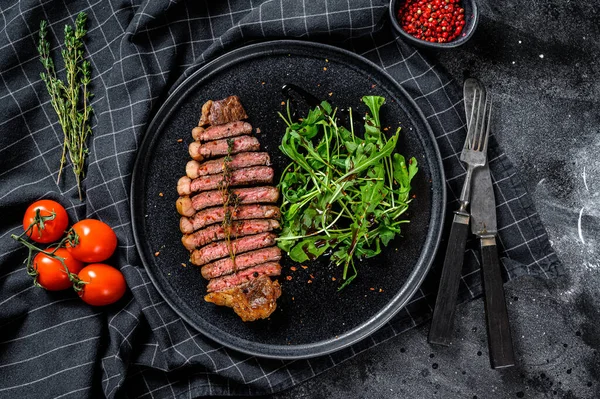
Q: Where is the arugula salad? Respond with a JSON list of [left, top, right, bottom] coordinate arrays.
[[277, 95, 418, 289]]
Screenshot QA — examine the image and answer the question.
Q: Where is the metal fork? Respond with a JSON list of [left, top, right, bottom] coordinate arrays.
[[428, 87, 492, 346]]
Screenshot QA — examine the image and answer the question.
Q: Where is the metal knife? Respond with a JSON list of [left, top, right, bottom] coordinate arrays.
[[467, 78, 515, 369]]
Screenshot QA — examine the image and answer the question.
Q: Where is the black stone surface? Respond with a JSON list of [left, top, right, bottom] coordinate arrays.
[[268, 0, 600, 397]]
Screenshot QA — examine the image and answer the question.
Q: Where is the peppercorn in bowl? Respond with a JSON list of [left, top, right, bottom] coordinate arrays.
[[389, 0, 479, 49]]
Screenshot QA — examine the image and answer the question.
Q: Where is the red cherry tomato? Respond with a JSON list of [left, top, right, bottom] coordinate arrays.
[[77, 264, 126, 306], [67, 219, 117, 263], [23, 200, 68, 243], [33, 248, 84, 291]]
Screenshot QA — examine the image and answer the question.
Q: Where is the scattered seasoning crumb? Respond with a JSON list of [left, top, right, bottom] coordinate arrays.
[[158, 192, 164, 197], [323, 67, 327, 71], [328, 92, 333, 97], [261, 81, 266, 85], [317, 83, 321, 87], [371, 84, 376, 89], [539, 54, 544, 59], [290, 266, 297, 271], [307, 280, 312, 284], [310, 274, 315, 279], [301, 265, 308, 270], [181, 263, 187, 267], [286, 275, 293, 281], [281, 101, 286, 105], [379, 288, 383, 293], [383, 127, 389, 131], [331, 277, 336, 281], [292, 297, 295, 301], [370, 287, 375, 291], [154, 251, 160, 256], [255, 128, 261, 134], [325, 58, 329, 62], [177, 138, 183, 143], [412, 194, 417, 199]]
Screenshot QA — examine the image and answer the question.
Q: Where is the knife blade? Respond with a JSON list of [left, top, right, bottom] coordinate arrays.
[[466, 78, 515, 369]]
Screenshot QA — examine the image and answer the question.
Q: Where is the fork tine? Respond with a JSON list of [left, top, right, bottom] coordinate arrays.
[[466, 88, 480, 150], [474, 90, 485, 150], [482, 95, 492, 153]]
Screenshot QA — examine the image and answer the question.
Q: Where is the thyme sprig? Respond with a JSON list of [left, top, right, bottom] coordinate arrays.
[[37, 12, 93, 200], [220, 139, 240, 265]]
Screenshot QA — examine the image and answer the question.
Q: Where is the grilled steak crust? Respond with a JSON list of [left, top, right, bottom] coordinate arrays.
[[188, 136, 260, 162], [207, 262, 281, 292], [182, 219, 281, 251], [185, 152, 270, 179], [180, 204, 281, 234], [192, 121, 252, 142], [201, 246, 282, 279], [177, 166, 274, 196], [177, 186, 280, 217], [204, 275, 281, 322], [199, 95, 249, 127], [190, 232, 277, 266]]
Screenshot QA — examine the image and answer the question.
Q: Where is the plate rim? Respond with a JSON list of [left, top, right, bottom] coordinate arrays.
[[130, 39, 447, 359]]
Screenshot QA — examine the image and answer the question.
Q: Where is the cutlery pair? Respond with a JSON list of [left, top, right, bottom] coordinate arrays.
[[428, 78, 515, 369]]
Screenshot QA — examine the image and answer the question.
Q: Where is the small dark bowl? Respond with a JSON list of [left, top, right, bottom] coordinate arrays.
[[389, 0, 479, 49]]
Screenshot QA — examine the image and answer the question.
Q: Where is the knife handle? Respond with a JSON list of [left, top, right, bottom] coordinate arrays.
[[480, 236, 515, 369], [428, 211, 470, 346]]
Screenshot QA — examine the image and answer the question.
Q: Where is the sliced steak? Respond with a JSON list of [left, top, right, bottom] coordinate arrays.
[[180, 204, 281, 234], [204, 275, 281, 322], [189, 135, 260, 162], [177, 166, 274, 196], [192, 121, 252, 142], [185, 152, 270, 179], [207, 262, 281, 293], [182, 219, 281, 251], [177, 186, 279, 216], [189, 232, 277, 266], [201, 246, 282, 279], [199, 95, 249, 126]]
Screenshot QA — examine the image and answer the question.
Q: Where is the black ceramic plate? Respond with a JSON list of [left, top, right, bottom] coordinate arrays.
[[131, 40, 446, 359]]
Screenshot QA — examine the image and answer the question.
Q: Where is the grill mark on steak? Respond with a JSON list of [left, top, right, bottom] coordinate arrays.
[[204, 275, 281, 322], [192, 121, 252, 142], [185, 152, 270, 179], [177, 166, 274, 196], [180, 204, 281, 234], [177, 186, 279, 217], [199, 95, 249, 127], [206, 262, 281, 293], [190, 232, 277, 266], [201, 246, 282, 279], [182, 219, 280, 251], [188, 135, 260, 162]]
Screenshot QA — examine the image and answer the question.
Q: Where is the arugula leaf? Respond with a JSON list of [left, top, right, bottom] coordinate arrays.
[[289, 235, 336, 263], [276, 94, 418, 289]]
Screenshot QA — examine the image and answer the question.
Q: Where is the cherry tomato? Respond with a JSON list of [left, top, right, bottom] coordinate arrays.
[[23, 200, 68, 243], [33, 248, 84, 291], [77, 264, 126, 306], [67, 219, 117, 263]]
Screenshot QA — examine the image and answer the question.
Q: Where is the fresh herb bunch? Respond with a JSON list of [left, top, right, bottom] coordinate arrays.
[[37, 12, 93, 200], [277, 96, 418, 289]]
